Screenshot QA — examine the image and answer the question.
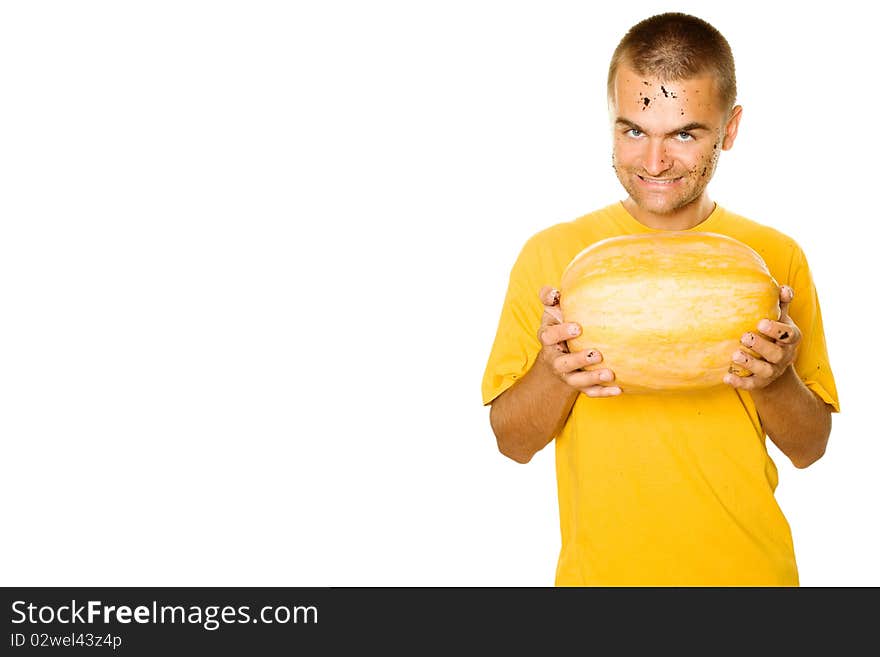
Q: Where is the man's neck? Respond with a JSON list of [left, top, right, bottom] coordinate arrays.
[[622, 195, 717, 231]]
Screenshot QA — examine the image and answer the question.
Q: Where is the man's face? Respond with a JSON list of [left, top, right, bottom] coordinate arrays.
[[610, 64, 742, 218]]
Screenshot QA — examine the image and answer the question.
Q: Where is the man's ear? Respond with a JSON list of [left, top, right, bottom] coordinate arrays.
[[722, 105, 743, 151]]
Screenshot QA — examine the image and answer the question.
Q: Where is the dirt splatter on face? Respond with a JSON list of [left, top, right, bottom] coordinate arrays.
[[643, 97, 651, 108], [710, 142, 722, 167]]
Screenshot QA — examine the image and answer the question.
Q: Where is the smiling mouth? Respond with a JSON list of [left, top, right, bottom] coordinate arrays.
[[638, 175, 681, 184]]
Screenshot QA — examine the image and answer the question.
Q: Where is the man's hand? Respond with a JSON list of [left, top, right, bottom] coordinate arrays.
[[724, 285, 801, 391], [536, 285, 621, 398]]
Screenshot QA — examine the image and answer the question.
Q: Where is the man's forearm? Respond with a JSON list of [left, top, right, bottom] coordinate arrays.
[[750, 365, 832, 468], [489, 352, 580, 464]]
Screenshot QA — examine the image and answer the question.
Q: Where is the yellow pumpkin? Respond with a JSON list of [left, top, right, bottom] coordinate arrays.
[[559, 231, 780, 393]]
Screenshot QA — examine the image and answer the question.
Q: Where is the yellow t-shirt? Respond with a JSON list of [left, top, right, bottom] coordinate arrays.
[[482, 202, 840, 587]]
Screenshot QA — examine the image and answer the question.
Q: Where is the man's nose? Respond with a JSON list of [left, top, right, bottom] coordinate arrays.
[[642, 139, 672, 176]]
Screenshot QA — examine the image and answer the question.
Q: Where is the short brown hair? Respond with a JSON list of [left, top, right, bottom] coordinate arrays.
[[607, 13, 737, 111]]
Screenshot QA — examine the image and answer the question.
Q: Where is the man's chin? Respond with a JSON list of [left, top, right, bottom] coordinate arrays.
[[625, 188, 700, 217], [629, 196, 683, 216]]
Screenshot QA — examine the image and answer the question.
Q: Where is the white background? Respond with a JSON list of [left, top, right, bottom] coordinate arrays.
[[1, 1, 875, 586]]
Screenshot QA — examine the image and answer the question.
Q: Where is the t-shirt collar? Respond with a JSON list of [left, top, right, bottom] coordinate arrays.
[[612, 200, 725, 234]]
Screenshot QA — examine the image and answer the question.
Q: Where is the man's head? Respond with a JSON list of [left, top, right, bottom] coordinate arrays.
[[607, 13, 737, 114], [607, 13, 743, 227]]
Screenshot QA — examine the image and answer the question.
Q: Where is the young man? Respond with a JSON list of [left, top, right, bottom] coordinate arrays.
[[481, 12, 839, 586]]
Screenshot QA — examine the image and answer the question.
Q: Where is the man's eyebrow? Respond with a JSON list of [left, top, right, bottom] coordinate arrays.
[[615, 118, 644, 131], [676, 122, 711, 133], [615, 118, 712, 134]]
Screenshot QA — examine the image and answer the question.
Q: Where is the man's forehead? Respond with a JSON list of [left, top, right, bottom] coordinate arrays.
[[611, 66, 723, 114], [614, 67, 717, 94]]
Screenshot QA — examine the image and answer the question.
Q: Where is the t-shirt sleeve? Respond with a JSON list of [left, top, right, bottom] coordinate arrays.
[[786, 244, 840, 412], [481, 236, 548, 406]]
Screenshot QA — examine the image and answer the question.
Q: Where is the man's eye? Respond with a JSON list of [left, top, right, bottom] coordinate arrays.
[[677, 132, 694, 141], [626, 128, 643, 137]]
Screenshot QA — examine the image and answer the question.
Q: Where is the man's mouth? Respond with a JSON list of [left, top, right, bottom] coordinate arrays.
[[638, 175, 681, 185]]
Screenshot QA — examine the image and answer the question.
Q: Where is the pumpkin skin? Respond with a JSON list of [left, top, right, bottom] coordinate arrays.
[[559, 232, 781, 393]]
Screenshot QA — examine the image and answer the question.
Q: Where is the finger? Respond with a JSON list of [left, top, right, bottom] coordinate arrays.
[[741, 331, 785, 364], [727, 363, 752, 377], [778, 285, 794, 321], [538, 286, 564, 325], [756, 319, 801, 345], [565, 367, 616, 389], [542, 304, 564, 325], [728, 344, 763, 376], [539, 286, 561, 307], [553, 349, 603, 375], [731, 349, 774, 379], [583, 385, 623, 398], [539, 321, 581, 347], [723, 372, 758, 390]]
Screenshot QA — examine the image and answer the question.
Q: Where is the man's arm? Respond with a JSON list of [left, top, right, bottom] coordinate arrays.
[[490, 286, 621, 464], [750, 367, 832, 468], [724, 285, 832, 468], [489, 353, 579, 464]]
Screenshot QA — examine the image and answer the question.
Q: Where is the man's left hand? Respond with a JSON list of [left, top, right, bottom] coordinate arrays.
[[724, 285, 801, 390]]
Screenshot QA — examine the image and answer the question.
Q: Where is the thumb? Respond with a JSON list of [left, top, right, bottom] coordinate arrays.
[[539, 285, 560, 307], [779, 285, 794, 321], [538, 285, 564, 324]]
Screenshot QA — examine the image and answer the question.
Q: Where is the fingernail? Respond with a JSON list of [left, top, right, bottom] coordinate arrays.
[[551, 289, 560, 304], [758, 319, 772, 332], [723, 374, 732, 385], [568, 324, 580, 336], [733, 351, 746, 363], [599, 370, 613, 382], [742, 333, 754, 346]]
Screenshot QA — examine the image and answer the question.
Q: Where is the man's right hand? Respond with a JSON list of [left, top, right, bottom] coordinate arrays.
[[537, 285, 622, 398]]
